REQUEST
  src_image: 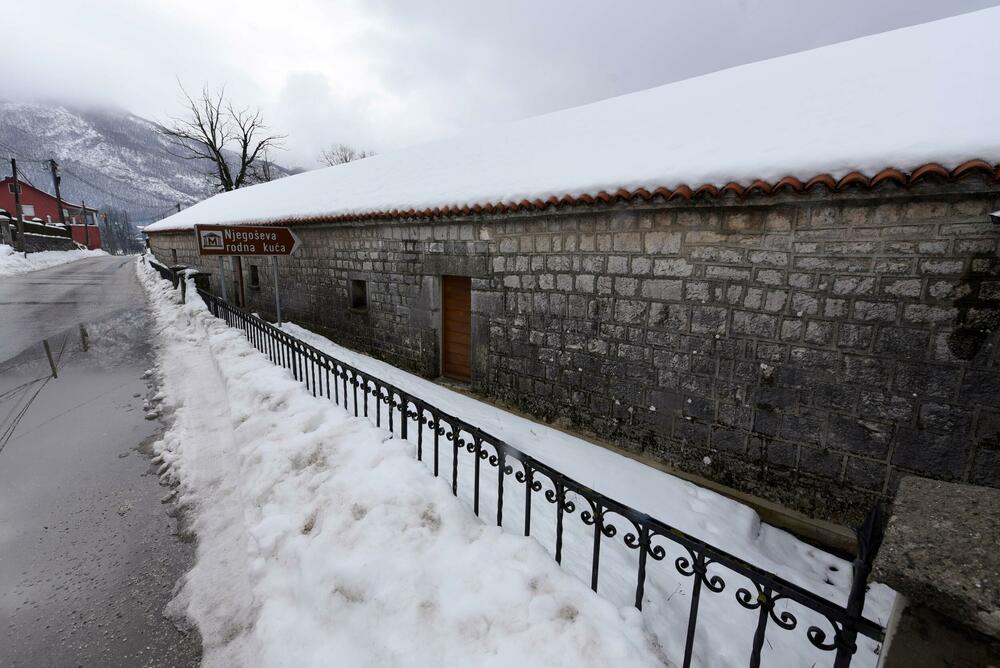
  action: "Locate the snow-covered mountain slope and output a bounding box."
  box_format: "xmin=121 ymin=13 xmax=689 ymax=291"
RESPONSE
xmin=0 ymin=101 xmax=293 ymax=223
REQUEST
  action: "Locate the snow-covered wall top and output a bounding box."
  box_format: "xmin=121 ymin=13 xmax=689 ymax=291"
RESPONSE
xmin=147 ymin=7 xmax=1000 ymax=233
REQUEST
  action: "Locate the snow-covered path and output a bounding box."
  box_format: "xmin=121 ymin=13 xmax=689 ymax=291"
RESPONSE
xmin=140 ymin=260 xmax=665 ymax=667
xmin=152 ymin=303 xmax=258 ymax=664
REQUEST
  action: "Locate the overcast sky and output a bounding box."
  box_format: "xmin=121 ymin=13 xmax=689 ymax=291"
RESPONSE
xmin=5 ymin=0 xmax=996 ymax=168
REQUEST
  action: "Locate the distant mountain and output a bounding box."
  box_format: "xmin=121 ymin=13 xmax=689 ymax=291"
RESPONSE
xmin=0 ymin=101 xmax=296 ymax=224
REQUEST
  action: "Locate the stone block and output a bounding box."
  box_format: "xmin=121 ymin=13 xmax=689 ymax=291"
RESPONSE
xmin=838 ymin=323 xmax=874 ymax=349
xmin=641 ymin=279 xmax=683 ymax=301
xmin=613 ymin=232 xmax=643 ymax=252
xmin=881 ymin=278 xmax=922 ymax=298
xmin=826 ymin=414 xmax=891 ymax=457
xmin=891 ymin=428 xmax=968 ymax=477
xmin=690 ymin=306 xmax=728 ymax=334
xmin=919 ymin=259 xmax=964 ymax=275
xmin=614 ymin=277 xmax=638 ymax=296
xmin=607 ymin=255 xmax=629 ymax=274
xmin=706 ymin=265 xmax=752 ymax=281
xmin=644 ymin=231 xmax=682 ymax=254
xmin=732 ymin=311 xmax=778 ymax=338
xmin=649 ymin=303 xmax=689 ymax=331
xmin=853 ymin=300 xmax=898 ymax=322
xmin=832 ymin=276 xmax=876 ymax=296
xmin=653 ymin=258 xmax=694 ymax=277
xmin=874 ymin=477 xmax=1000 ymax=641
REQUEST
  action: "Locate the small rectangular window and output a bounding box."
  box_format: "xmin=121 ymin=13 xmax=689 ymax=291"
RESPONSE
xmin=22 ymin=204 xmax=35 ymax=217
xmin=350 ymin=279 xmax=368 ymax=310
xmin=249 ymin=264 xmax=260 ymax=289
xmin=171 ymin=249 xmax=178 ymax=263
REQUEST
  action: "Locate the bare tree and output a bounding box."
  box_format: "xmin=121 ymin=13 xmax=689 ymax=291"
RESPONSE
xmin=251 ymin=148 xmax=277 ymax=183
xmin=98 ymin=206 xmax=145 ymax=255
xmin=160 ymin=84 xmax=285 ymax=192
xmin=319 ymin=143 xmax=375 ymax=166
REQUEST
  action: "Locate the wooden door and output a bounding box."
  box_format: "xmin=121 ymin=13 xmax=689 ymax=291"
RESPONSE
xmin=441 ymin=275 xmax=472 ymax=381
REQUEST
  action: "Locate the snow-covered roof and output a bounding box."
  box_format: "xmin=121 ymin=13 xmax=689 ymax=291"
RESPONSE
xmin=147 ymin=8 xmax=1000 ymax=234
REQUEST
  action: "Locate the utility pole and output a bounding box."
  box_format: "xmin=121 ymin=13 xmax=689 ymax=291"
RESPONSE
xmin=81 ymin=199 xmax=90 ymax=249
xmin=11 ymin=158 xmax=25 ymax=253
xmin=49 ymin=159 xmax=66 ymax=226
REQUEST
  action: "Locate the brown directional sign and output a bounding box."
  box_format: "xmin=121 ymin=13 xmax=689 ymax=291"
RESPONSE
xmin=194 ymin=224 xmax=301 ymax=256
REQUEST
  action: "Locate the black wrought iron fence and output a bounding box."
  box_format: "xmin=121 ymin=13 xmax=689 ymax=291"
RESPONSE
xmin=149 ymin=259 xmax=178 ymax=284
xmin=149 ymin=260 xmax=887 ymax=668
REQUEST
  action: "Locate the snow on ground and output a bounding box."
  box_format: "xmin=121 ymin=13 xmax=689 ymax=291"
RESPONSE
xmin=147 ymin=7 xmax=999 ymax=233
xmin=0 ymin=244 xmax=106 ymax=276
xmin=280 ymin=321 xmax=895 ymax=667
xmin=138 ymin=260 xmax=665 ymax=668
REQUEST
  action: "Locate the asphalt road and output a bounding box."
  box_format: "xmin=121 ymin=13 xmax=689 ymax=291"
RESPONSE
xmin=0 ymin=255 xmax=201 ymax=667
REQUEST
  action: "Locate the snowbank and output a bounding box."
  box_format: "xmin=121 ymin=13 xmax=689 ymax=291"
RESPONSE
xmin=147 ymin=7 xmax=999 ymax=233
xmin=0 ymin=243 xmax=106 ymax=276
xmin=138 ymin=255 xmax=893 ymax=665
xmin=281 ymin=322 xmax=895 ymax=666
xmin=138 ymin=260 xmax=664 ymax=667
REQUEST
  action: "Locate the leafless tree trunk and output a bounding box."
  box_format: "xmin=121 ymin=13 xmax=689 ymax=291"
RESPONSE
xmin=251 ymin=148 xmax=276 ymax=183
xmin=160 ymin=84 xmax=285 ymax=192
xmin=319 ymin=144 xmax=375 ymax=166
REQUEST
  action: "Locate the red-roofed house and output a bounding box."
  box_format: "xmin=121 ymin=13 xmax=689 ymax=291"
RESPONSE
xmin=0 ymin=177 xmax=102 ymax=250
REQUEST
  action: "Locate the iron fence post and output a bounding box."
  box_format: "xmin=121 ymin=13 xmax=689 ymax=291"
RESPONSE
xmin=833 ymin=504 xmax=884 ymax=668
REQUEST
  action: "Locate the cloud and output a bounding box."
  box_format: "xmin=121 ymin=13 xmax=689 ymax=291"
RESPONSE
xmin=3 ymin=0 xmax=996 ymax=168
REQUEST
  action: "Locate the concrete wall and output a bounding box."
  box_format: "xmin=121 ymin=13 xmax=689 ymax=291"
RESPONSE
xmin=149 ymin=177 xmax=1000 ymax=524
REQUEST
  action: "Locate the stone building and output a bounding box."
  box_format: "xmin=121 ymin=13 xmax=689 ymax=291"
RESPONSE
xmin=145 ymin=12 xmax=1000 ymax=526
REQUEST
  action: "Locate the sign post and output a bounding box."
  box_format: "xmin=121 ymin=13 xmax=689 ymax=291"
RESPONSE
xmin=194 ymin=224 xmax=301 ymax=327
xmin=218 ymin=256 xmax=228 ymax=302
xmin=271 ymin=256 xmax=282 ymax=326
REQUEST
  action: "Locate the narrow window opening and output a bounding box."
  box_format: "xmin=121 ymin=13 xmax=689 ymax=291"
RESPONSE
xmin=350 ymin=279 xmax=368 ymax=310
xmin=171 ymin=248 xmax=178 ymax=263
xmin=249 ymin=264 xmax=260 ymax=289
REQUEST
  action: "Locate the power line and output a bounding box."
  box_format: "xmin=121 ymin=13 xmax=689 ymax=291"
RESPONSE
xmin=0 ymin=137 xmax=199 ymax=224
xmin=0 ymin=138 xmax=192 ymax=208
xmin=15 ymin=165 xmax=36 ymax=191
xmin=59 ymin=165 xmax=184 ymax=207
xmin=0 ymin=139 xmax=49 ymax=164
xmin=0 ymin=335 xmax=68 ymax=454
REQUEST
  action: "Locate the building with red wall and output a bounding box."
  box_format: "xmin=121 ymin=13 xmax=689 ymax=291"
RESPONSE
xmin=0 ymin=177 xmax=102 ymax=249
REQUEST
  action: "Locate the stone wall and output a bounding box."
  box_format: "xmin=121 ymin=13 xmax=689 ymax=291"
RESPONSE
xmin=153 ymin=227 xmax=487 ymax=378
xmin=24 ymin=232 xmax=79 ymax=253
xmin=149 ymin=177 xmax=1000 ymax=524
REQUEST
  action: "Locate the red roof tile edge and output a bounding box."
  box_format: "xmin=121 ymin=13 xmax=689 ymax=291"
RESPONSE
xmin=152 ymin=159 xmax=1000 ymax=230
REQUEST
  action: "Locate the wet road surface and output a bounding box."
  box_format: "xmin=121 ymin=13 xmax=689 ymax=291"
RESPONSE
xmin=0 ymin=255 xmax=201 ymax=667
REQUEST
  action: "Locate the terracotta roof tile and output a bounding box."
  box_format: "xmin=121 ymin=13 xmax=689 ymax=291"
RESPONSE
xmin=150 ymin=160 xmax=999 ymax=230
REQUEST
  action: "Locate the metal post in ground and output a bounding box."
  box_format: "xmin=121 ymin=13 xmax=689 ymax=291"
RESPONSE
xmin=833 ymin=504 xmax=884 ymax=668
xmin=10 ymin=158 xmax=25 ymax=253
xmin=272 ymin=255 xmax=282 ymax=327
xmin=42 ymin=340 xmax=57 ymax=378
xmin=218 ymin=256 xmax=228 ymax=302
xmin=81 ymin=200 xmax=90 ymax=249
